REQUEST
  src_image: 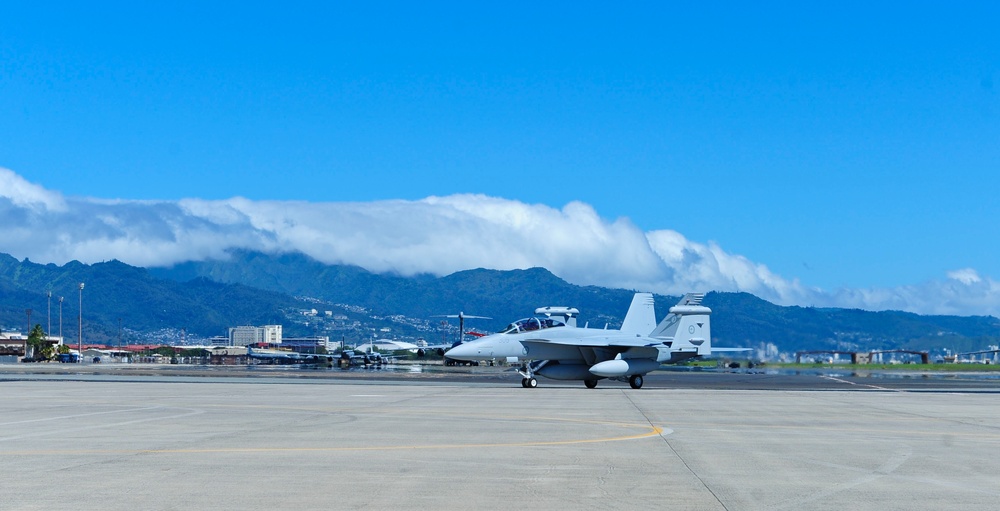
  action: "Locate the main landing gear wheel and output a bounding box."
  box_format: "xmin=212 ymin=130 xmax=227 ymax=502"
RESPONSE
xmin=584 ymin=379 xmax=598 ymax=389
xmin=628 ymin=375 xmax=644 ymax=389
xmin=521 ymin=377 xmax=538 ymax=388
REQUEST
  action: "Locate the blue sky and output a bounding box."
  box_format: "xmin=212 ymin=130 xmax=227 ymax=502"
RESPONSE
xmin=2 ymin=2 xmax=999 ymax=314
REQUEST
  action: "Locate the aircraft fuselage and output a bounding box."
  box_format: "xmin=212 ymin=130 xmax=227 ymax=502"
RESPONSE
xmin=446 ymin=327 xmax=615 ymax=363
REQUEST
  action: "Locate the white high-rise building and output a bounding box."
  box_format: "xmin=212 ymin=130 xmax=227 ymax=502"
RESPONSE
xmin=228 ymin=325 xmax=282 ymax=346
xmin=262 ymin=324 xmax=281 ymax=344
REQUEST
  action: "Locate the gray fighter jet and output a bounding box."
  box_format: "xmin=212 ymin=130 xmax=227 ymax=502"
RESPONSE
xmin=445 ymin=292 xmax=747 ymax=388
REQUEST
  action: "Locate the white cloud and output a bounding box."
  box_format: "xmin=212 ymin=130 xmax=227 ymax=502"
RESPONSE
xmin=821 ymin=271 xmax=1000 ymax=317
xmin=2 ymin=167 xmax=999 ymax=317
xmin=0 ymin=168 xmax=67 ymax=212
xmin=947 ymin=268 xmax=982 ymax=285
xmin=645 ymin=230 xmax=806 ymax=302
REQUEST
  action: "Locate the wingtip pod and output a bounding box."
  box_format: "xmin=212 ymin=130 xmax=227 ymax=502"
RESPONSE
xmin=668 ymin=305 xmax=712 ymax=315
xmin=535 ymin=306 xmax=580 ymax=328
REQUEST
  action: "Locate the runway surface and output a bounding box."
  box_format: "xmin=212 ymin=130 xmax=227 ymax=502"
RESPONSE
xmin=3 ymin=363 xmax=1000 ymax=392
xmin=3 ymin=365 xmax=1000 ymax=510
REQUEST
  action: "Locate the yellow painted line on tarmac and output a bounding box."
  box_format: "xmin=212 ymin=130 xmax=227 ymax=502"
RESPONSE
xmin=1 ymin=401 xmax=671 ymax=456
xmin=1 ymin=424 xmax=665 ymax=456
xmin=192 ymin=402 xmax=666 ymax=434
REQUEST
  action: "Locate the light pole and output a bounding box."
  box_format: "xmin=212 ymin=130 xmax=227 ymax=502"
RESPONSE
xmin=78 ymin=283 xmax=84 ymax=360
xmin=58 ymin=296 xmax=63 ymax=340
xmin=47 ymin=291 xmax=52 ymax=339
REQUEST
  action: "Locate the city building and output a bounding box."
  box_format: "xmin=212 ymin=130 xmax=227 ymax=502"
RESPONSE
xmin=207 ymin=336 xmax=230 ymax=347
xmin=227 ymin=325 xmax=282 ymax=346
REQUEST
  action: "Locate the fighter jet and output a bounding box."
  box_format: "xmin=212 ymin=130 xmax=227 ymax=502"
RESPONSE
xmin=444 ymin=292 xmax=747 ymax=389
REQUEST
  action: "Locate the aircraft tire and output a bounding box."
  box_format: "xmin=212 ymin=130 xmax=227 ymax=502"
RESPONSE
xmin=521 ymin=378 xmax=528 ymax=388
xmin=628 ymin=375 xmax=644 ymax=389
xmin=525 ymin=377 xmax=537 ymax=388
xmin=584 ymin=379 xmax=598 ymax=389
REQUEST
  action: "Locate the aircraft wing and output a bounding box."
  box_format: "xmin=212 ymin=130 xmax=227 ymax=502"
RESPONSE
xmin=522 ymin=336 xmax=662 ymax=348
xmin=416 ymin=343 xmax=454 ymax=350
xmin=521 ymin=337 xmax=661 ymax=359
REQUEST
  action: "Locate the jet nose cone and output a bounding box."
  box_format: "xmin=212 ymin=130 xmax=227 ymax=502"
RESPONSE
xmin=445 ymin=342 xmax=474 ymax=360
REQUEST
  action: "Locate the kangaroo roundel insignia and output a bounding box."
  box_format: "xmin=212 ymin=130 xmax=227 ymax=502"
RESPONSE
xmin=688 ymin=325 xmax=696 ymax=334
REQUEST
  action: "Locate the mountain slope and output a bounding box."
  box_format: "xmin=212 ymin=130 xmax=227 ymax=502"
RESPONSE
xmin=150 ymin=250 xmax=1000 ymax=352
xmin=2 ymin=251 xmax=998 ymax=353
xmin=0 ymin=254 xmax=300 ymax=341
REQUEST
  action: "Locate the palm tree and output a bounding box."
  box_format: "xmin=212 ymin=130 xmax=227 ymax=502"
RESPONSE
xmin=26 ymin=324 xmax=54 ymax=360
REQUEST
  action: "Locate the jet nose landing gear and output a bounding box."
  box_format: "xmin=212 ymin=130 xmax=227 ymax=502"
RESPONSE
xmin=517 ymin=361 xmax=546 ymax=388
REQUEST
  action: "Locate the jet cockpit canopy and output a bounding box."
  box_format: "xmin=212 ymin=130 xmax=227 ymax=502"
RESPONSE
xmin=500 ymin=317 xmax=566 ymax=334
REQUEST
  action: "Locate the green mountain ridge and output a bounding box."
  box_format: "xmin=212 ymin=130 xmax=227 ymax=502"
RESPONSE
xmin=2 ymin=251 xmax=999 ymax=354
xmin=0 ymin=253 xmax=297 ymax=342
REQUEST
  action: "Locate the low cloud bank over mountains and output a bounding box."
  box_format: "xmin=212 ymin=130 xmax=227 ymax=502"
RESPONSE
xmin=2 ymin=168 xmax=997 ymax=316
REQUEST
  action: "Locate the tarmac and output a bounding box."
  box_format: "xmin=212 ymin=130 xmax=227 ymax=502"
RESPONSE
xmin=3 ymin=365 xmax=1000 ymax=510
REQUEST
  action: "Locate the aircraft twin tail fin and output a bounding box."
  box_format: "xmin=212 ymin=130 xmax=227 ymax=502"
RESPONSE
xmin=620 ymin=293 xmax=657 ymax=335
xmin=650 ymin=293 xmax=712 ymax=355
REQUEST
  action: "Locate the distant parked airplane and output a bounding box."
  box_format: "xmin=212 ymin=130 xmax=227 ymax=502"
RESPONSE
xmin=422 ymin=311 xmax=492 ymax=356
xmin=247 ymin=346 xmax=336 ymax=365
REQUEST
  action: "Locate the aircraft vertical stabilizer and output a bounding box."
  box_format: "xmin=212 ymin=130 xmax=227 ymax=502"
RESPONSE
xmin=650 ymin=293 xmax=711 ymax=355
xmin=620 ymin=292 xmax=656 ymax=335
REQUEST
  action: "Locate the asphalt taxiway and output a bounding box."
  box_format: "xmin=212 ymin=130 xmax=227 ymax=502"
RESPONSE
xmin=3 ymin=362 xmax=1000 ymax=393
xmin=2 ymin=366 xmax=999 ymax=510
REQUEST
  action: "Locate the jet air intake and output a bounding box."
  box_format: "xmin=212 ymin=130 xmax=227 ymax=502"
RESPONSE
xmin=589 ymin=359 xmax=661 ymax=377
